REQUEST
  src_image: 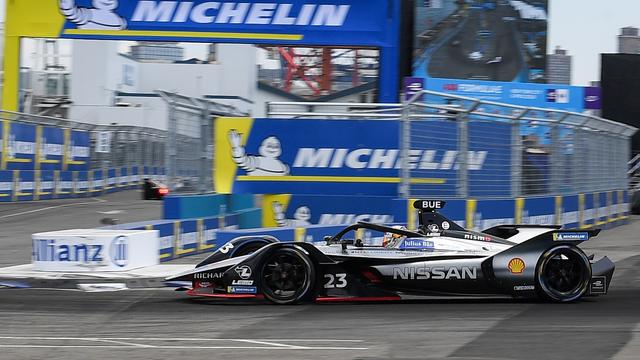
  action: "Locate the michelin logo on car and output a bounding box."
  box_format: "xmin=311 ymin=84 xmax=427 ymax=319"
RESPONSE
xmin=552 ymin=232 xmax=589 ymax=241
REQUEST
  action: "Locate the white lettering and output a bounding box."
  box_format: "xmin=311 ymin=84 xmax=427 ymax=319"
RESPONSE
xmin=272 ymin=3 xmax=296 ymax=25
xmin=216 ymin=2 xmax=249 ymax=24
xmin=345 ymin=149 xmax=371 ymax=169
xmin=295 ymin=4 xmax=316 ymax=25
xmin=173 ymin=1 xmax=194 ymax=22
xmin=311 ymin=5 xmax=350 ymax=26
xmin=293 ymin=148 xmax=333 ymax=168
xmin=245 ymin=3 xmax=276 ymax=25
xmin=368 ymin=149 xmax=398 ymax=169
xmin=191 ymin=2 xmax=220 ymax=23
xmin=131 ymin=0 xmax=178 ymax=22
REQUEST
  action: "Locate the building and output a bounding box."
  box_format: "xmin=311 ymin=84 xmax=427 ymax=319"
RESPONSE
xmin=546 ymin=46 xmax=571 ymax=85
xmin=618 ymin=26 xmax=640 ymax=54
xmin=129 ymin=42 xmax=185 ymax=62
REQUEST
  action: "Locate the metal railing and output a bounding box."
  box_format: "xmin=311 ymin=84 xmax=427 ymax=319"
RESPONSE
xmin=268 ymin=90 xmax=637 ymax=199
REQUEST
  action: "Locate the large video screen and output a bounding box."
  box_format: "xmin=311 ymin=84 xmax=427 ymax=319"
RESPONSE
xmin=413 ymin=0 xmax=548 ymax=83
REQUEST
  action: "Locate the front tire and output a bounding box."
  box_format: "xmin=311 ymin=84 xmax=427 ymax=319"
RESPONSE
xmin=536 ymin=245 xmax=591 ymax=302
xmin=260 ymin=247 xmax=315 ymax=305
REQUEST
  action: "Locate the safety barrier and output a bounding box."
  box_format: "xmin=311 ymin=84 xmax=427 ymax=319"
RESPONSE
xmin=108 ymin=190 xmax=630 ymax=263
xmin=0 ymin=165 xmax=165 ymax=201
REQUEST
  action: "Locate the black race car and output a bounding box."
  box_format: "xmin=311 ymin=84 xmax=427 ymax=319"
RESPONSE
xmin=142 ymin=178 xmax=169 ymax=200
xmin=166 ymin=200 xmax=614 ymax=304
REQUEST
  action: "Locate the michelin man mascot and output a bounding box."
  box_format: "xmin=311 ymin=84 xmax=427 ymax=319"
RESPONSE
xmin=272 ymin=202 xmax=311 ymax=227
xmin=59 ymin=0 xmax=127 ymax=30
xmin=228 ymin=130 xmax=289 ymax=176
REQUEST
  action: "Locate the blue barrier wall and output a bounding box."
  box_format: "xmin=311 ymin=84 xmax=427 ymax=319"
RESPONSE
xmin=109 ymin=190 xmax=631 ymax=263
xmin=0 ymin=166 xmax=165 ymax=202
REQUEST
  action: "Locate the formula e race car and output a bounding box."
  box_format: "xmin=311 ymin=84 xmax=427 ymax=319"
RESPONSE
xmin=166 ymin=200 xmax=614 ymax=304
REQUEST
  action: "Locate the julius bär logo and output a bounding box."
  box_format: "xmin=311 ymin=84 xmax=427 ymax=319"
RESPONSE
xmin=508 ymin=258 xmax=525 ymax=274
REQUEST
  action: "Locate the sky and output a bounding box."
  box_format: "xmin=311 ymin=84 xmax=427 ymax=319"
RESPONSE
xmin=1 ymin=0 xmax=640 ymax=86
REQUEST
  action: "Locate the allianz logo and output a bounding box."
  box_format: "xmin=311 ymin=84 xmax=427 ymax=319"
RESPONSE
xmin=132 ymin=1 xmax=350 ymax=26
xmin=293 ymin=148 xmax=488 ymax=170
xmin=33 ymin=239 xmax=104 ymax=263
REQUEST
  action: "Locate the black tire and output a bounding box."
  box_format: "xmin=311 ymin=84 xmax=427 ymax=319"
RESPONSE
xmin=260 ymin=247 xmax=315 ymax=305
xmin=536 ymin=245 xmax=591 ymax=302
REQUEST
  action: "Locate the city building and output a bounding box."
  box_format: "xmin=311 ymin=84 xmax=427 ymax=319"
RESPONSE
xmin=618 ymin=26 xmax=640 ymax=54
xmin=546 ymin=46 xmax=571 ymax=85
xmin=129 ymin=42 xmax=185 ymax=62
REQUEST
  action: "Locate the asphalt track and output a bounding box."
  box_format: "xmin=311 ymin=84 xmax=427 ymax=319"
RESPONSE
xmin=0 ymin=194 xmax=639 ymax=359
xmin=427 ymin=2 xmax=522 ymax=81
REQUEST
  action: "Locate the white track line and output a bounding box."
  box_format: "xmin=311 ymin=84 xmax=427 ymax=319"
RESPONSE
xmin=0 ymin=336 xmax=362 ymax=342
xmin=235 ymin=339 xmax=308 ymax=349
xmin=0 ymin=345 xmax=369 ymax=350
xmin=0 ymin=198 xmax=106 ymax=220
xmin=0 ymin=336 xmax=368 ymax=351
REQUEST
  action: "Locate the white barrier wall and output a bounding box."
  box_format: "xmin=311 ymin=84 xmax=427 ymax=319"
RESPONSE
xmin=32 ymin=229 xmax=159 ymax=272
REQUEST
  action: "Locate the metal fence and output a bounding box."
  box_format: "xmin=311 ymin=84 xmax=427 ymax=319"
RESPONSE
xmin=267 ymin=90 xmax=637 ymax=199
xmin=0 ymin=110 xmax=167 ymax=172
xmin=158 ymin=91 xmax=249 ymax=193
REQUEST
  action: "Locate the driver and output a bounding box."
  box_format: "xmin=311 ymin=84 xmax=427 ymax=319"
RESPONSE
xmin=382 ymin=225 xmax=408 ymax=248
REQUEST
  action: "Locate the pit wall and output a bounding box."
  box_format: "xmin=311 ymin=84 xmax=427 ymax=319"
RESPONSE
xmin=0 ymin=166 xmax=165 ymax=201
xmin=112 ymin=190 xmax=630 ymax=263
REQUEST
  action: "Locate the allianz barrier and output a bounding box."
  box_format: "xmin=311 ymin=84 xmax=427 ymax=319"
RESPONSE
xmin=0 ymin=166 xmax=165 ymax=201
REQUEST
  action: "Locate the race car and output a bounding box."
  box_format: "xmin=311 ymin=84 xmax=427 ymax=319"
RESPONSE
xmin=166 ymin=200 xmax=614 ymax=304
xmin=142 ymin=178 xmax=169 ymax=200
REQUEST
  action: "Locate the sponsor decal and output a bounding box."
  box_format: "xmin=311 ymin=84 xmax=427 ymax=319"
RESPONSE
xmin=427 ymin=224 xmax=439 ymax=233
xmin=110 ymin=236 xmax=128 ymax=268
xmin=590 ymin=276 xmax=606 ymax=294
xmin=546 ymin=89 xmax=570 ymax=104
xmin=399 ymin=239 xmax=435 ymax=250
xmin=235 ymin=265 xmax=252 ymax=279
xmin=194 ymin=272 xmax=224 ymax=279
xmin=508 ymin=258 xmax=526 ymax=274
xmin=33 ymin=239 xmax=103 ymax=264
xmin=231 ymin=279 xmax=254 ymax=286
xmin=197 ymin=282 xmax=213 ymax=288
xmin=441 ymin=221 xmax=450 ymax=230
xmin=463 ymin=234 xmax=491 ymax=242
xmin=513 ymin=285 xmax=535 ymax=291
xmin=227 ymin=286 xmax=258 ymax=294
xmin=552 ymin=232 xmax=589 ymax=241
xmin=393 ymin=266 xmax=477 ymax=280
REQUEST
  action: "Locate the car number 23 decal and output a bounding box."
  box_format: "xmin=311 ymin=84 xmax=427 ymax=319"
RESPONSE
xmin=324 ymin=273 xmax=348 ymax=288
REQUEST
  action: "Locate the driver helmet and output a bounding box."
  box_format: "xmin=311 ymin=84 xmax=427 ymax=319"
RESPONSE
xmin=382 ymin=225 xmax=407 ymax=248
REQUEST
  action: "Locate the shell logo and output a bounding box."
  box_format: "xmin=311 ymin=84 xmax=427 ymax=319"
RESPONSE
xmin=508 ymin=258 xmax=526 ymax=274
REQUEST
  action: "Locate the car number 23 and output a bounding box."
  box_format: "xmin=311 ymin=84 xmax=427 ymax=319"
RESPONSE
xmin=324 ymin=273 xmax=348 ymax=288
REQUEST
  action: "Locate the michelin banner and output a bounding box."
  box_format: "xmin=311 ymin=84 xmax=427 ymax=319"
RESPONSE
xmin=262 ymin=194 xmax=405 ymax=227
xmin=6 ymin=122 xmax=36 ymax=170
xmin=37 ymin=126 xmax=64 ymax=171
xmin=54 ymin=0 xmax=392 ymax=47
xmin=214 ymin=117 xmax=511 ymax=196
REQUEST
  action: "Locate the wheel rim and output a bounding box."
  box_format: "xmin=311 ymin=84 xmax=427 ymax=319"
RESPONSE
xmin=261 ymin=250 xmax=310 ymax=302
xmin=537 ymin=246 xmax=591 ymax=302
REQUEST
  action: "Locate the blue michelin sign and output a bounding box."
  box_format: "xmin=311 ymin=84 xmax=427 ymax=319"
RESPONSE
xmin=215 ymin=117 xmax=512 ymax=196
xmin=59 ymin=0 xmax=392 ymax=46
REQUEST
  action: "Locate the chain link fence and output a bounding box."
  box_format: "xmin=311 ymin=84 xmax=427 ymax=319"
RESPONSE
xmin=402 ymin=91 xmax=636 ymax=198
xmin=0 ymin=110 xmax=166 ymax=173
xmin=158 ymin=91 xmax=249 ymax=193
xmin=267 ymin=91 xmax=637 ymax=199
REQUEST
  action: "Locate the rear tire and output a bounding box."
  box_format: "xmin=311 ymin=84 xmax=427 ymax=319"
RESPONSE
xmin=536 ymin=245 xmax=591 ymax=302
xmin=260 ymin=247 xmax=315 ymax=305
